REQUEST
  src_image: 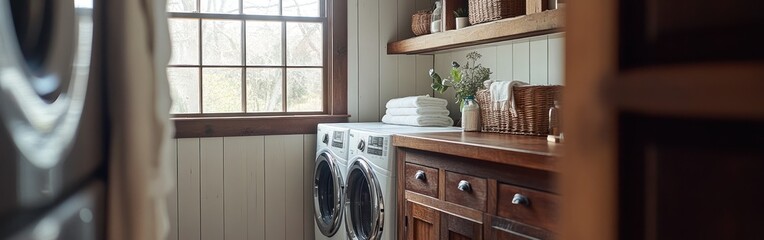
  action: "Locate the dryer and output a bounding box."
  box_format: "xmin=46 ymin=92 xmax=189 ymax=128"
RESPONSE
xmin=0 ymin=0 xmax=105 ymax=238
xmin=344 ymin=125 xmax=460 ymax=240
xmin=314 ymin=123 xmax=384 ymax=240
xmin=314 ymin=123 xmax=351 ymax=240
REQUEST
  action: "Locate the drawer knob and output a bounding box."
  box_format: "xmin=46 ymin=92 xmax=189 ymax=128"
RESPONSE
xmin=414 ymin=170 xmax=427 ymax=181
xmin=457 ymin=180 xmax=471 ymax=192
xmin=512 ymin=193 xmax=530 ymax=206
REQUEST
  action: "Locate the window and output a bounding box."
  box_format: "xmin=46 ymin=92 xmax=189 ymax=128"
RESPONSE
xmin=166 ymin=0 xmax=347 ymax=137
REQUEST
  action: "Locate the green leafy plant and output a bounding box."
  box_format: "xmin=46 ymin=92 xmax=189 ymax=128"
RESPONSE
xmin=454 ymin=7 xmax=468 ymax=17
xmin=430 ymin=51 xmax=492 ymax=104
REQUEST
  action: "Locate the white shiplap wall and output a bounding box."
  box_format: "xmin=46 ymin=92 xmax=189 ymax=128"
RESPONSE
xmin=349 ymin=0 xmax=437 ymax=122
xmin=167 ymin=1 xmax=565 ymax=239
xmin=167 ymin=135 xmax=316 ymax=240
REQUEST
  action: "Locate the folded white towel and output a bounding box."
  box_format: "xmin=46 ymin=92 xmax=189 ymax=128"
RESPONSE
xmin=489 ymin=80 xmax=528 ymax=117
xmin=386 ymin=95 xmax=448 ymax=109
xmin=381 ymin=115 xmax=454 ymax=127
xmin=386 ymin=107 xmax=450 ymax=116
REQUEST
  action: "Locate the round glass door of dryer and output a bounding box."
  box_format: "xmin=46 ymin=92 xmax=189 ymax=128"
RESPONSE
xmin=313 ymin=151 xmax=345 ymax=237
xmin=0 ymin=0 xmax=94 ymax=168
xmin=344 ymin=157 xmax=384 ymax=240
xmin=0 ymin=0 xmax=101 ymax=223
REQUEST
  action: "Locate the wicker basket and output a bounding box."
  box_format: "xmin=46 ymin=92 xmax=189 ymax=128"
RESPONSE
xmin=412 ymin=10 xmax=432 ymax=36
xmin=468 ymin=0 xmax=526 ymax=25
xmin=476 ymin=85 xmax=562 ymax=136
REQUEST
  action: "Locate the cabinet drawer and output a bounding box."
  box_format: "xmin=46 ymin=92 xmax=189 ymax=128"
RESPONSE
xmin=445 ymin=171 xmax=487 ymax=211
xmin=497 ymin=183 xmax=558 ymax=232
xmin=405 ymin=163 xmax=438 ymax=198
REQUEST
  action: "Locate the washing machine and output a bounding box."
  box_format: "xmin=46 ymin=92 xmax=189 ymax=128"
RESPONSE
xmin=344 ymin=124 xmax=460 ymax=240
xmin=315 ymin=123 xmax=387 ymax=240
xmin=0 ymin=0 xmax=106 ymax=238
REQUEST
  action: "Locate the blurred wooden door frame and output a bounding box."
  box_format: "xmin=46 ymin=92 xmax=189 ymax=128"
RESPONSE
xmin=562 ymin=1 xmax=764 ymax=239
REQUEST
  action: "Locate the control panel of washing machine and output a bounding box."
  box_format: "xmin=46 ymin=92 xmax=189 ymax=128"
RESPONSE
xmin=367 ymin=136 xmax=385 ymax=156
xmin=331 ymin=131 xmax=344 ymax=148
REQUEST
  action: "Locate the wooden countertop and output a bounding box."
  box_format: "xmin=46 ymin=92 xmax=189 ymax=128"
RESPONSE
xmin=392 ymin=132 xmax=561 ymax=172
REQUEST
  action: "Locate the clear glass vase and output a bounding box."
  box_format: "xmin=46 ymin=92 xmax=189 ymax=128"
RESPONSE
xmin=430 ymin=1 xmax=442 ymax=33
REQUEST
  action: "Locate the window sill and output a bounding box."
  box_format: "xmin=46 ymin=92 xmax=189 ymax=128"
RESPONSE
xmin=173 ymin=114 xmax=350 ymax=138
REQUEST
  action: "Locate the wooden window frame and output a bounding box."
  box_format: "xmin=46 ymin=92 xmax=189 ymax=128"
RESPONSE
xmin=169 ymin=0 xmax=348 ymax=138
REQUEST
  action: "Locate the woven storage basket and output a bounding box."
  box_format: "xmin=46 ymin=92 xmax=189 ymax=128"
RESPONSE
xmin=411 ymin=10 xmax=432 ymax=36
xmin=476 ymin=85 xmax=562 ymax=136
xmin=468 ymin=0 xmax=526 ymax=25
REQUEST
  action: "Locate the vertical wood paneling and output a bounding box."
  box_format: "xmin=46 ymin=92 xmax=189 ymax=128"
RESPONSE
xmin=530 ymin=36 xmax=549 ymax=84
xmin=512 ymin=39 xmax=531 ymax=82
xmin=178 ymin=138 xmax=201 ymax=240
xmin=263 ymin=135 xmax=309 ymax=239
xmin=223 ymin=137 xmax=248 ymax=240
xmin=398 ymin=56 xmax=417 ymax=99
xmin=476 ymin=47 xmax=498 ymax=76
xmin=200 ymin=138 xmax=224 ymax=240
xmin=496 ymin=44 xmax=513 ymax=80
xmin=167 ymin=139 xmax=178 ymax=240
xmin=548 ymin=33 xmax=565 ymax=85
xmin=379 ymin=0 xmax=399 ymax=118
xmin=357 ymin=0 xmax=380 ymax=121
xmin=246 ymin=136 xmax=266 ymax=240
xmin=303 ymin=135 xmax=317 ymax=240
xmin=415 ymin=55 xmax=434 ymax=96
xmin=397 ymin=0 xmax=416 ymax=40
xmin=433 ymin=52 xmax=460 ymax=121
xmin=264 ymin=136 xmax=287 ymax=240
xmin=347 ymin=0 xmax=359 ymax=122
xmin=284 ymin=135 xmax=305 ymax=240
xmin=414 ymin=0 xmax=434 ymax=97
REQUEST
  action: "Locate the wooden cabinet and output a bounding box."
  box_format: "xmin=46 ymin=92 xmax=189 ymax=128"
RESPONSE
xmin=394 ymin=132 xmax=560 ymax=240
xmin=442 ymin=213 xmax=483 ymax=240
xmin=406 ymin=201 xmax=440 ymax=240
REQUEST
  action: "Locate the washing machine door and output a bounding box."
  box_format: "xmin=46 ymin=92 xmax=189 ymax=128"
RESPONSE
xmin=314 ymin=151 xmax=345 ymax=237
xmin=0 ymin=0 xmax=97 ymax=223
xmin=344 ymin=157 xmax=384 ymax=240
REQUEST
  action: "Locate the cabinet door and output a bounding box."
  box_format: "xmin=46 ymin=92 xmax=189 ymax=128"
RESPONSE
xmin=484 ymin=215 xmax=555 ymax=240
xmin=440 ymin=213 xmax=482 ymax=240
xmin=406 ymin=201 xmax=440 ymax=240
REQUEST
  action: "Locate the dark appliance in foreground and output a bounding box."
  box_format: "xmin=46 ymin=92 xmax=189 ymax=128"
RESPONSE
xmin=0 ymin=0 xmax=107 ymax=238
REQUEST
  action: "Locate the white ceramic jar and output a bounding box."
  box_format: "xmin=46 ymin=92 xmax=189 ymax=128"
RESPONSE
xmin=461 ymin=96 xmax=480 ymax=131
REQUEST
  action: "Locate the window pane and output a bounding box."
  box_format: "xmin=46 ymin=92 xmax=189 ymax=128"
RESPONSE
xmin=168 ymin=68 xmax=200 ymax=114
xmin=202 ymin=20 xmax=242 ymax=65
xmin=243 ymin=0 xmax=279 ymax=15
xmin=246 ymin=68 xmax=283 ymax=112
xmin=246 ymin=21 xmax=282 ymax=66
xmin=169 ymin=19 xmax=199 ymax=65
xmin=202 ymin=68 xmax=242 ymax=113
xmin=286 ymin=22 xmax=322 ymax=66
xmin=201 ymin=0 xmax=239 ymax=14
xmin=167 ymin=0 xmax=197 ymax=12
xmin=282 ymin=0 xmax=319 ymax=17
xmin=287 ymin=68 xmax=322 ymax=112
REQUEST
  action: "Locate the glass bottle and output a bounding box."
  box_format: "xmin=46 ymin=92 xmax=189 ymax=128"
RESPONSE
xmin=431 ymin=1 xmax=442 ymax=33
xmin=548 ymin=100 xmax=561 ymax=136
xmin=461 ymin=96 xmax=480 ymax=132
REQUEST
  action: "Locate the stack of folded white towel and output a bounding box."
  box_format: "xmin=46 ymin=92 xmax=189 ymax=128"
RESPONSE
xmin=382 ymin=96 xmax=454 ymax=127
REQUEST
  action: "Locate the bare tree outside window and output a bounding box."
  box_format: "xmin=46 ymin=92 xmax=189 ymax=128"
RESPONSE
xmin=166 ymin=0 xmax=326 ymax=115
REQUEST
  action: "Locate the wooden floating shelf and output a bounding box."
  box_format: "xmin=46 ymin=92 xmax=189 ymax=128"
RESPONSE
xmin=387 ymin=9 xmax=564 ymax=55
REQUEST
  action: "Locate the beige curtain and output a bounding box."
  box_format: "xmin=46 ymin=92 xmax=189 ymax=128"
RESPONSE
xmin=105 ymin=0 xmax=174 ymax=239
